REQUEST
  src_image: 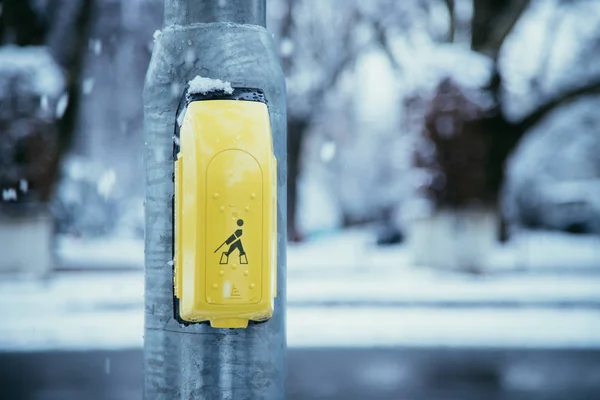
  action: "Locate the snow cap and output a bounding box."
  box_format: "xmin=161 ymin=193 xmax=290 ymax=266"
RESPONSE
xmin=187 ymin=76 xmax=233 ymax=97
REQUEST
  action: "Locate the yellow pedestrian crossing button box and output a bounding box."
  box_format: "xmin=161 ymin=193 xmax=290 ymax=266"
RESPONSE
xmin=173 ymin=88 xmax=277 ymax=329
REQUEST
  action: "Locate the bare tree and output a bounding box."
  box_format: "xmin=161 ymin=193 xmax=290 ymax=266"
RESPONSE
xmin=270 ymin=0 xmax=432 ymax=240
xmin=350 ymin=0 xmax=600 ymax=270
xmin=376 ymin=0 xmax=600 ymax=235
xmin=270 ymin=0 xmax=363 ymax=240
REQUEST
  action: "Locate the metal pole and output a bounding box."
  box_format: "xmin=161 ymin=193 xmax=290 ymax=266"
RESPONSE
xmin=143 ymin=0 xmax=287 ymax=398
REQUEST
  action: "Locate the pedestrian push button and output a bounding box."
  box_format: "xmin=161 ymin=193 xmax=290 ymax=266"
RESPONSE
xmin=173 ymin=87 xmax=277 ymax=329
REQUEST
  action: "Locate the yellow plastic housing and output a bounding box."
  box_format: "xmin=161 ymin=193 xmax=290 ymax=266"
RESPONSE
xmin=174 ymin=99 xmax=277 ymax=329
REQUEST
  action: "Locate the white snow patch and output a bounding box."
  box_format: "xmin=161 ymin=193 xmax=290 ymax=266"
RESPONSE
xmin=1 ymin=230 xmax=600 ymax=351
xmin=82 ymin=77 xmax=95 ymax=94
xmin=97 ymin=169 xmax=116 ymax=198
xmin=56 ymin=236 xmax=144 ymax=270
xmin=401 ymin=44 xmax=493 ymax=102
xmin=92 ymin=39 xmax=102 ymax=55
xmin=184 ymin=48 xmax=196 ymax=66
xmin=55 ymin=93 xmax=69 ymax=118
xmin=2 ymin=188 xmax=17 ymax=201
xmin=187 ymin=76 xmax=233 ymax=97
xmin=354 ymin=50 xmax=401 ymax=127
xmin=288 ymin=307 xmax=600 ymax=348
xmin=0 ymin=46 xmax=65 ymax=99
xmin=153 ymin=29 xmax=162 ymax=41
xmin=296 ymin=175 xmax=343 ymax=234
xmin=280 ymin=38 xmax=294 ymax=57
xmin=19 ymin=179 xmax=28 ymax=193
xmin=177 ymin=105 xmax=187 ymax=127
xmin=2 ymin=266 xmax=599 ymax=351
xmin=40 ymin=95 xmax=48 ymax=112
xmin=320 ymin=141 xmax=336 ymax=163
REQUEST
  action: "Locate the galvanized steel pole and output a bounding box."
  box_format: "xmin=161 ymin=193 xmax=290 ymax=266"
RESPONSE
xmin=143 ymin=0 xmax=287 ymax=398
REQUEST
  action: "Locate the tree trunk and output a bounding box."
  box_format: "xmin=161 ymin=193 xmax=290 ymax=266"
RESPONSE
xmin=287 ymin=116 xmax=308 ymax=242
xmin=444 ymin=0 xmax=455 ymax=43
xmin=46 ymin=0 xmax=96 ymax=157
xmin=471 ymin=0 xmax=530 ymax=59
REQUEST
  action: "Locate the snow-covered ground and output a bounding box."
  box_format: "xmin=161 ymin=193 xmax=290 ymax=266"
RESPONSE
xmin=288 ymin=228 xmax=600 ymax=272
xmin=55 ymin=229 xmax=600 ymax=272
xmin=56 ymin=236 xmax=144 ymax=270
xmin=1 ymin=285 xmax=599 ymax=351
xmin=2 ymin=229 xmax=599 ymax=352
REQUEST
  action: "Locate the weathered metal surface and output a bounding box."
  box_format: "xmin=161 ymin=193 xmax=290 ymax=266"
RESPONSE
xmin=143 ymin=1 xmax=286 ymax=398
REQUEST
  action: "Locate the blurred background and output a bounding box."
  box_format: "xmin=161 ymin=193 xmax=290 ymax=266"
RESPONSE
xmin=1 ymin=0 xmax=600 ymax=399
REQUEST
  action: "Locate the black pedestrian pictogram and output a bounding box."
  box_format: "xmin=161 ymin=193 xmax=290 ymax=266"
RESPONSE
xmin=214 ymin=219 xmax=248 ymax=265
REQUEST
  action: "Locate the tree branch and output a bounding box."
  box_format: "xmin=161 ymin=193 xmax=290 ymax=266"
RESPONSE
xmin=514 ymin=77 xmax=600 ymax=134
xmin=472 ymin=0 xmax=530 ymax=61
xmin=370 ymin=17 xmax=402 ymax=72
xmin=444 ymin=0 xmax=455 ymax=43
xmin=310 ymin=9 xmax=361 ymax=107
xmin=46 ymin=0 xmax=96 ymax=155
xmin=531 ymin=5 xmax=563 ymax=97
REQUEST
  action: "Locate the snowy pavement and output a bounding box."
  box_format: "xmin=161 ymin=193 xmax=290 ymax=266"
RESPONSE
xmin=56 ymin=236 xmax=144 ymax=270
xmin=2 ymin=270 xmax=600 ymax=351
xmin=1 ymin=230 xmax=600 ymax=352
xmin=55 ymin=229 xmax=600 ymax=272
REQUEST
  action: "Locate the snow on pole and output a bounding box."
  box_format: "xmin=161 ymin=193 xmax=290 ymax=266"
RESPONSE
xmin=187 ymin=76 xmax=234 ymax=96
